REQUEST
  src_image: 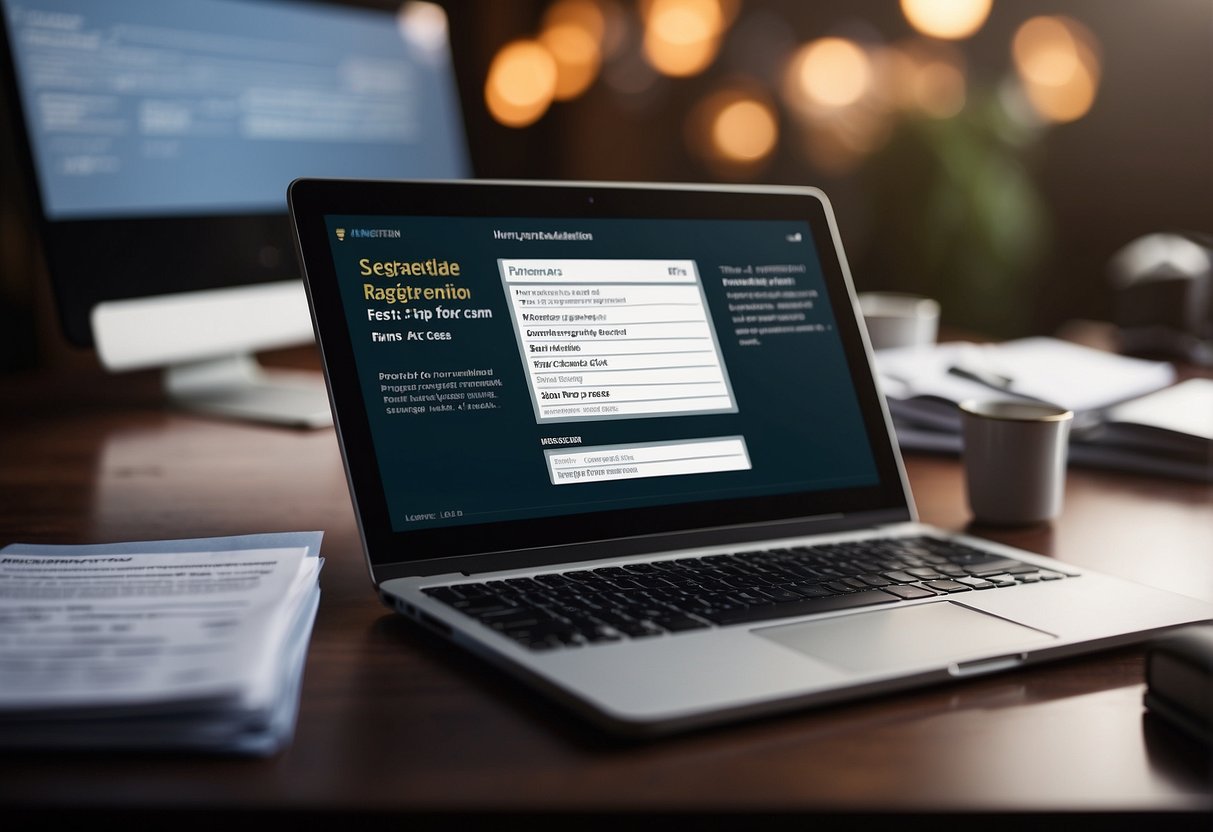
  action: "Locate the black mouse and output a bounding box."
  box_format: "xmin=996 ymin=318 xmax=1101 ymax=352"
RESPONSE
xmin=1145 ymin=623 xmax=1213 ymax=745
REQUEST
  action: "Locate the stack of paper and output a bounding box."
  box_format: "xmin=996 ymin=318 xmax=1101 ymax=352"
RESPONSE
xmin=0 ymin=531 xmax=323 ymax=756
xmin=873 ymin=337 xmax=1212 ymax=482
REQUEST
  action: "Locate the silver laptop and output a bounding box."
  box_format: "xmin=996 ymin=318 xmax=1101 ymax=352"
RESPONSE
xmin=288 ymin=178 xmax=1213 ymax=737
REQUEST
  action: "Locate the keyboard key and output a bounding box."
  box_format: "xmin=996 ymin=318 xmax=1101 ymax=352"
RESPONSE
xmin=965 ymin=558 xmax=1034 ymax=577
xmin=729 ymin=589 xmax=774 ymax=606
xmin=621 ymin=563 xmax=657 ymax=574
xmin=504 ymin=577 xmax=542 ymax=591
xmin=924 ymin=579 xmax=972 ymax=593
xmin=788 ymin=583 xmax=837 ymax=599
xmin=1006 ymin=565 xmax=1041 ymax=575
xmin=422 ymin=586 xmax=464 ymax=604
xmin=655 ymin=615 xmax=710 ymax=632
xmin=758 ymin=587 xmax=804 ymax=603
xmin=480 ymin=609 xmax=543 ymax=629
xmin=459 ymin=602 xmax=516 ymax=617
xmin=601 ymin=616 xmax=662 ymax=638
xmin=883 ymin=584 xmax=938 ymax=599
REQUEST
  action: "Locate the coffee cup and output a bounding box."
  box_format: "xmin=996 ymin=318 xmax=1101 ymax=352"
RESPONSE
xmin=959 ymin=399 xmax=1073 ymax=526
xmin=856 ymin=292 xmax=940 ymax=351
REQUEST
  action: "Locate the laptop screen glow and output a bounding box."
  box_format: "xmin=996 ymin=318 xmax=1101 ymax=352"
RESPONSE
xmin=324 ymin=214 xmax=880 ymax=534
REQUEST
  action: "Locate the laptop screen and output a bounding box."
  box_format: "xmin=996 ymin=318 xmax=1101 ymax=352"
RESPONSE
xmin=291 ymin=182 xmax=911 ymax=575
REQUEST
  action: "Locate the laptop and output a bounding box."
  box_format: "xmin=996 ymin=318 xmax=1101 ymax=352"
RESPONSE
xmin=287 ymin=178 xmax=1213 ymax=737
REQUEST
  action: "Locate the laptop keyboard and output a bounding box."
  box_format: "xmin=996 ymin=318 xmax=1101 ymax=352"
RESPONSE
xmin=421 ymin=536 xmax=1074 ymax=651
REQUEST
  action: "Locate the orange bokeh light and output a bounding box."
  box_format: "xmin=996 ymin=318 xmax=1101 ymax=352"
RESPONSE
xmin=900 ymin=0 xmax=993 ymax=40
xmin=484 ymin=40 xmax=559 ymax=127
xmin=787 ymin=37 xmax=873 ymax=110
xmin=642 ymin=0 xmax=724 ymax=77
xmin=1012 ymin=16 xmax=1101 ymax=123
xmin=687 ymin=85 xmax=779 ymax=178
xmin=540 ymin=22 xmax=602 ymax=100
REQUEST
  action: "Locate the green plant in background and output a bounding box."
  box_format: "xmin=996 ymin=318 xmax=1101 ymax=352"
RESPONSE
xmin=858 ymin=90 xmax=1051 ymax=339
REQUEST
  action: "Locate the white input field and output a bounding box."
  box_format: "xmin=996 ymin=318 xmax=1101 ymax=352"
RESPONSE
xmin=530 ymin=350 xmax=717 ymax=372
xmin=509 ymin=284 xmax=701 ymax=307
xmin=533 ymin=366 xmax=725 ymax=387
xmin=545 ymin=437 xmax=751 ymax=485
xmin=500 ymin=259 xmax=698 ymax=284
xmin=537 ymin=396 xmax=735 ymax=420
xmin=522 ymin=321 xmax=712 ymax=341
xmin=516 ymin=303 xmax=707 ymax=326
xmin=529 ymin=339 xmax=719 ymax=358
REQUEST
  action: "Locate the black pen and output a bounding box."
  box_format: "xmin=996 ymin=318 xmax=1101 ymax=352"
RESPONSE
xmin=946 ymin=363 xmax=1015 ymax=390
xmin=946 ymin=363 xmax=1076 ymax=413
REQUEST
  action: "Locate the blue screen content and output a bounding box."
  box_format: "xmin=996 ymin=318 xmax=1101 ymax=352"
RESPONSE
xmin=3 ymin=0 xmax=469 ymax=219
xmin=325 ymin=215 xmax=881 ymax=533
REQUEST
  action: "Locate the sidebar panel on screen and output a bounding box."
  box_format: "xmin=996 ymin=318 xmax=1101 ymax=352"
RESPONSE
xmin=324 ymin=216 xmax=879 ymax=533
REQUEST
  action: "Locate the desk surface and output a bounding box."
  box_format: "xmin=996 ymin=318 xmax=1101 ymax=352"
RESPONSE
xmin=1 ymin=347 xmax=1210 ymax=823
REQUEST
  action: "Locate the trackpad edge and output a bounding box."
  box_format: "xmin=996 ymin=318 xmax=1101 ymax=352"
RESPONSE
xmin=755 ymin=601 xmax=1057 ymax=674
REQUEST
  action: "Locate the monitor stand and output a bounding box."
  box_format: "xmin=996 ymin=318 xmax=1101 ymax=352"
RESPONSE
xmin=91 ymin=280 xmax=332 ymax=429
xmin=164 ymin=353 xmax=332 ymax=429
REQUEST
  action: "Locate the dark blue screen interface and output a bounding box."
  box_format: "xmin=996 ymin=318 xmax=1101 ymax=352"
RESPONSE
xmin=324 ymin=214 xmax=880 ymax=533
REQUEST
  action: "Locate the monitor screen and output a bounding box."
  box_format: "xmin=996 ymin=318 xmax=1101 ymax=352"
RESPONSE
xmin=1 ymin=0 xmax=470 ymax=347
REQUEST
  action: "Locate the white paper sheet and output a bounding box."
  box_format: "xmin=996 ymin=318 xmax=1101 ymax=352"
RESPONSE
xmin=0 ymin=546 xmax=314 ymax=711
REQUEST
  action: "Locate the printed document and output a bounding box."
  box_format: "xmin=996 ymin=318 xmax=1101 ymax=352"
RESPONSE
xmin=0 ymin=546 xmax=317 ymax=712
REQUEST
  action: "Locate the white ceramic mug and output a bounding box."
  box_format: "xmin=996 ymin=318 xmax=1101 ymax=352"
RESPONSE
xmin=959 ymin=399 xmax=1073 ymax=526
xmin=856 ymin=292 xmax=940 ymax=351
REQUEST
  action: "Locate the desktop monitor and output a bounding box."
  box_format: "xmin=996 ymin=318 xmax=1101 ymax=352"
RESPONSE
xmin=0 ymin=0 xmax=470 ymax=426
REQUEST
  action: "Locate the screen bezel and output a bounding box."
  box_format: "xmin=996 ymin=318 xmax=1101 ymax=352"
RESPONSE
xmin=289 ymin=178 xmax=915 ymax=581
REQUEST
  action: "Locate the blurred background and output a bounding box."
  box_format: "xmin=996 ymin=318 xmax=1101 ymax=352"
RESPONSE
xmin=2 ymin=0 xmax=1210 ymax=371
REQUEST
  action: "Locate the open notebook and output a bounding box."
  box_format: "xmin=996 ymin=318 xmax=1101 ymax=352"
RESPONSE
xmin=874 ymin=339 xmax=1211 ymax=482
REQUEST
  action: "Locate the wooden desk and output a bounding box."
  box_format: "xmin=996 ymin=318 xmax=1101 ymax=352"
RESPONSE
xmin=1 ymin=347 xmax=1210 ymax=827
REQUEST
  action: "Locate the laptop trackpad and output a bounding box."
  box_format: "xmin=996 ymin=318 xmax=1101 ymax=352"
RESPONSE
xmin=755 ymin=601 xmax=1056 ymax=674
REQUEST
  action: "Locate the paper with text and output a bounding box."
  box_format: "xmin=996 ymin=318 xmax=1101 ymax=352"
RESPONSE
xmin=0 ymin=546 xmax=316 ymax=712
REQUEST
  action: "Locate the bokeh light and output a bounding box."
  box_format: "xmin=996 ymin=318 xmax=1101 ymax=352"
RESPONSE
xmin=396 ymin=2 xmax=449 ymax=57
xmin=712 ymin=97 xmax=778 ymax=162
xmin=780 ymin=35 xmax=890 ymax=175
xmin=642 ymin=0 xmax=725 ymax=77
xmin=540 ymin=22 xmax=602 ymax=100
xmin=1012 ymin=16 xmax=1101 ymax=123
xmin=900 ymin=0 xmax=993 ymax=40
xmin=485 ymin=40 xmax=558 ymax=127
xmin=542 ymin=0 xmax=606 ymax=43
xmin=785 ymin=37 xmax=873 ymax=111
xmin=688 ymin=85 xmax=779 ymax=177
